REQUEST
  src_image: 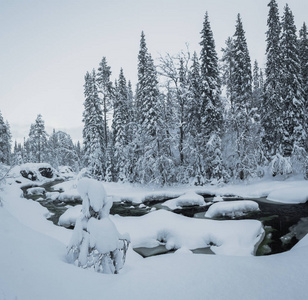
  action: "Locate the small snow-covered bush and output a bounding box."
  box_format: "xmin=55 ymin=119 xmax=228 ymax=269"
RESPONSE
xmin=67 ymin=178 xmax=130 ymax=274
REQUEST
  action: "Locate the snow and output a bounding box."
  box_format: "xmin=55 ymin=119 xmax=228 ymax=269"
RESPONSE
xmin=77 ymin=178 xmax=112 ymax=218
xmin=267 ymin=186 xmax=308 ymax=204
xmin=9 ymin=163 xmax=59 ymax=183
xmin=26 ymin=186 xmax=46 ymax=195
xmin=205 ymin=200 xmax=259 ymax=218
xmin=87 ymin=217 xmax=121 ymax=253
xmin=112 ymin=210 xmax=263 ymax=255
xmin=45 ymin=191 xmax=60 ymax=200
xmin=163 ymin=191 xmax=205 ymax=209
xmin=1 ymin=204 xmax=308 ymax=300
xmin=58 ymin=205 xmax=82 ymax=227
xmin=57 ymin=165 xmax=76 ymax=179
xmin=1 ymin=175 xmax=308 ymax=299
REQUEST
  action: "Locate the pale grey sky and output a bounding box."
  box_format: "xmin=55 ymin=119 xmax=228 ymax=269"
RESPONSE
xmin=1 ymin=0 xmax=307 ymax=144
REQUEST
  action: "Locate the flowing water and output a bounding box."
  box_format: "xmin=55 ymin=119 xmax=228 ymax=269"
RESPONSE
xmin=21 ymin=180 xmax=308 ymax=257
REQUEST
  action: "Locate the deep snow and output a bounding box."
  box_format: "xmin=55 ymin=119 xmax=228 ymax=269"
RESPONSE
xmin=1 ymin=166 xmax=308 ymax=299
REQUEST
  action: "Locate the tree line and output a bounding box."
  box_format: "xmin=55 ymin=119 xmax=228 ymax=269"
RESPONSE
xmin=1 ymin=0 xmax=307 ymax=185
xmin=82 ymin=0 xmax=308 ymax=184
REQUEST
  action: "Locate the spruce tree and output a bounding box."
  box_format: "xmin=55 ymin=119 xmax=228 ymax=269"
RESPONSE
xmin=262 ymin=0 xmax=283 ymax=158
xmin=199 ymin=12 xmax=224 ymax=182
xmin=0 ymin=111 xmax=11 ymax=165
xmin=232 ymin=14 xmax=254 ymax=179
xmin=281 ymin=4 xmax=305 ymax=157
xmin=135 ymin=32 xmax=173 ymax=184
xmin=82 ymin=70 xmax=105 ymax=179
xmin=28 ymin=114 xmax=48 ymax=163
xmin=299 ymin=23 xmax=308 ymax=152
xmin=221 ymin=37 xmax=235 ymax=107
xmin=112 ymin=68 xmax=131 ymax=181
xmin=97 ymin=57 xmax=113 ymax=150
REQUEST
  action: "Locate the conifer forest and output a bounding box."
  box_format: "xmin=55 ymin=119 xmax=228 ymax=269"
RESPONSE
xmin=1 ymin=0 xmax=308 ymax=185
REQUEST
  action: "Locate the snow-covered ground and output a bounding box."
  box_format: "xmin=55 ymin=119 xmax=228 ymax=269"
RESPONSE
xmin=1 ymin=166 xmax=308 ymax=299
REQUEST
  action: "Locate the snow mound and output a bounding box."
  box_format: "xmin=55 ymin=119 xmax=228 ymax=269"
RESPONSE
xmin=9 ymin=163 xmax=59 ymax=183
xmin=53 ymin=180 xmax=81 ymax=202
xmin=77 ymin=178 xmax=112 ymax=218
xmin=45 ymin=191 xmax=60 ymax=201
xmin=26 ymin=187 xmax=46 ymax=196
xmin=163 ymin=192 xmax=204 ymax=209
xmin=113 ymin=210 xmax=264 ymax=256
xmin=267 ymin=186 xmax=308 ymax=204
xmin=58 ymin=205 xmax=82 ymax=227
xmin=57 ymin=166 xmax=76 ymax=179
xmin=205 ymin=200 xmax=259 ymax=218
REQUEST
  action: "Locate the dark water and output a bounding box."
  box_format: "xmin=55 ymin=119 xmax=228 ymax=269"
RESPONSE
xmin=21 ymin=180 xmax=308 ymax=257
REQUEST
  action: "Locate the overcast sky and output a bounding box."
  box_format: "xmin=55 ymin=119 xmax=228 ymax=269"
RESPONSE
xmin=1 ymin=0 xmax=307 ymax=144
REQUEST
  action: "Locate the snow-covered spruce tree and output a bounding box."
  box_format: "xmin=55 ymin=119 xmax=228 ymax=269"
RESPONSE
xmin=112 ymin=68 xmax=132 ymax=181
xmin=299 ymin=23 xmax=308 ymax=153
xmin=262 ymin=0 xmax=283 ymax=159
xmin=221 ymin=37 xmax=235 ymax=108
xmin=96 ymin=57 xmax=114 ymax=152
xmin=185 ymin=51 xmax=205 ymax=183
xmin=135 ymin=32 xmax=174 ymax=184
xmin=82 ymin=70 xmax=106 ymax=179
xmin=199 ymin=12 xmax=224 ymax=183
xmin=11 ymin=141 xmax=24 ymax=166
xmin=67 ymin=177 xmax=130 ymax=274
xmin=280 ymin=5 xmax=306 ymax=175
xmin=251 ymin=60 xmax=262 ymax=122
xmin=27 ymin=114 xmax=49 ymax=163
xmin=0 ymin=111 xmax=12 ymax=165
xmin=231 ymin=14 xmax=257 ymax=180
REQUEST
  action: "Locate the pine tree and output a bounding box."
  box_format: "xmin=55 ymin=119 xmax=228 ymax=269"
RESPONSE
xmin=0 ymin=111 xmax=11 ymax=165
xmin=82 ymin=70 xmax=105 ymax=179
xmin=27 ymin=114 xmax=48 ymax=163
xmin=281 ymin=4 xmax=305 ymax=157
xmin=262 ymin=0 xmax=283 ymax=158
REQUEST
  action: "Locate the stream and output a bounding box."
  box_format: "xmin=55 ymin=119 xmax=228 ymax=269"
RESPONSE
xmin=21 ymin=180 xmax=308 ymax=257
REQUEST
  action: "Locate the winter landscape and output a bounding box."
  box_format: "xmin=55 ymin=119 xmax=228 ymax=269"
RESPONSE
xmin=1 ymin=0 xmax=308 ymax=299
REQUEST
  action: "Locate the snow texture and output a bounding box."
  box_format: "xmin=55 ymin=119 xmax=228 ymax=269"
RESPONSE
xmin=163 ymin=191 xmax=205 ymax=209
xmin=267 ymin=186 xmax=308 ymax=204
xmin=58 ymin=205 xmax=82 ymax=227
xmin=205 ymin=200 xmax=259 ymax=218
xmin=77 ymin=178 xmax=112 ymax=218
xmin=1 ymin=177 xmax=308 ymax=299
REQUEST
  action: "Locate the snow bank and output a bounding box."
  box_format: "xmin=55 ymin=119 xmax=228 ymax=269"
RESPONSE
xmin=58 ymin=205 xmax=82 ymax=227
xmin=26 ymin=187 xmax=46 ymax=196
xmin=267 ymin=186 xmax=308 ymax=204
xmin=112 ymin=209 xmax=263 ymax=256
xmin=205 ymin=200 xmax=259 ymax=218
xmin=9 ymin=163 xmax=59 ymax=183
xmin=163 ymin=191 xmax=205 ymax=209
xmin=45 ymin=191 xmax=60 ymax=200
xmin=57 ymin=166 xmax=76 ymax=179
xmin=53 ymin=180 xmax=81 ymax=202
